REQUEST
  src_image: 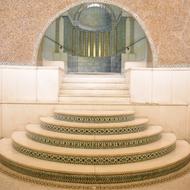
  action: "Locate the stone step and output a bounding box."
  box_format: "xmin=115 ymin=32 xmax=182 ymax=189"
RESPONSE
xmin=58 ymin=96 xmax=130 ymax=104
xmin=12 ymin=132 xmax=176 ymax=165
xmin=63 ymin=77 xmax=126 ymax=83
xmin=1 ymin=139 xmax=190 ymax=184
xmin=63 ymin=74 xmax=125 ymax=78
xmin=53 ymin=104 xmax=133 ymax=111
xmin=53 ymin=110 xmax=135 ymax=123
xmin=59 ymin=89 xmax=129 ymax=96
xmin=26 ymin=125 xmax=163 ymax=149
xmin=60 ymin=83 xmax=128 ymax=90
xmin=59 ymin=94 xmax=130 ymax=98
xmin=40 ymin=117 xmax=149 ymax=135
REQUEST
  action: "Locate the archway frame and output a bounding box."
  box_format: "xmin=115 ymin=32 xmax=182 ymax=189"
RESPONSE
xmin=33 ymin=0 xmax=158 ymax=67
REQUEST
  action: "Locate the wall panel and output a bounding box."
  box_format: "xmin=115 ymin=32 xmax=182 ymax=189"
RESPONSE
xmin=37 ymin=68 xmax=59 ymax=102
xmin=2 ymin=67 xmax=36 ymax=102
xmin=130 ymin=68 xmax=190 ymax=105
xmin=134 ymin=105 xmax=189 ymax=140
xmin=172 ymin=71 xmax=188 ymax=104
xmin=152 ymin=70 xmax=172 ymax=104
xmin=130 ymin=69 xmax=152 ymax=103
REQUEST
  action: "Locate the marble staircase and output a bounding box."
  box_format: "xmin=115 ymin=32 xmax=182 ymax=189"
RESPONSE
xmin=58 ymin=74 xmax=131 ymax=110
xmin=0 ymin=74 xmax=190 ymax=188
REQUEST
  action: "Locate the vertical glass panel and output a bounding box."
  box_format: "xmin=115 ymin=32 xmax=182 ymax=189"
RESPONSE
xmin=92 ymin=32 xmax=96 ymax=57
xmin=79 ymin=31 xmax=82 ymax=56
xmin=88 ymin=32 xmax=91 ymax=57
xmin=85 ymin=31 xmax=88 ymax=56
xmin=83 ymin=31 xmax=86 ymax=56
xmin=98 ymin=32 xmax=102 ymax=57
xmin=90 ymin=32 xmax=93 ymax=57
xmin=101 ymin=32 xmax=104 ymax=57
xmin=96 ymin=33 xmax=99 ymax=57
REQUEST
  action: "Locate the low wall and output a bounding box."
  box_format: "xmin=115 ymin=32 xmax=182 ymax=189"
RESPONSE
xmin=0 ymin=66 xmax=190 ymax=141
xmin=129 ymin=68 xmax=190 ymax=142
xmin=0 ymin=65 xmax=61 ymax=137
xmin=130 ymin=68 xmax=190 ymax=104
xmin=0 ymin=65 xmax=60 ymax=103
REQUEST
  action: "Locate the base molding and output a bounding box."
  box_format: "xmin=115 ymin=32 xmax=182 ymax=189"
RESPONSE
xmin=1 ymin=159 xmax=190 ymax=190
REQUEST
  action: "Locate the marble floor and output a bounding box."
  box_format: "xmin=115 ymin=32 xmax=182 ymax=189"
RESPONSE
xmin=0 ymin=163 xmax=190 ymax=190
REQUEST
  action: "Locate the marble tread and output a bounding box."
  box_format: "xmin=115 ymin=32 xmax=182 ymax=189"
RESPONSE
xmin=59 ymin=90 xmax=130 ymax=98
xmin=53 ymin=104 xmax=133 ymax=111
xmin=0 ymin=139 xmax=189 ymax=175
xmin=40 ymin=117 xmax=148 ymax=128
xmin=59 ymin=74 xmax=130 ymax=105
xmin=59 ymin=90 xmax=129 ymax=96
xmin=25 ymin=124 xmax=162 ymax=142
xmin=61 ymin=83 xmax=128 ymax=90
xmin=63 ymin=74 xmax=125 ymax=77
xmin=62 ymin=77 xmax=126 ymax=83
xmin=54 ymin=110 xmax=134 ymax=117
xmin=59 ymin=94 xmax=130 ymax=97
xmin=12 ymin=132 xmax=176 ymax=157
xmin=58 ymin=96 xmax=130 ymax=104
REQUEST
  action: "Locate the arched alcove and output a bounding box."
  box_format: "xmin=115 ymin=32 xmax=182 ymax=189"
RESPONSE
xmin=35 ymin=0 xmax=157 ymax=71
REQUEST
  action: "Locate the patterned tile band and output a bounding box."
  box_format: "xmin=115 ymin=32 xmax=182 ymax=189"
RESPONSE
xmin=1 ymin=155 xmax=190 ymax=184
xmin=26 ymin=132 xmax=161 ymax=149
xmin=54 ymin=113 xmax=135 ymax=123
xmin=13 ymin=143 xmax=176 ymax=165
xmin=40 ymin=122 xmax=147 ymax=135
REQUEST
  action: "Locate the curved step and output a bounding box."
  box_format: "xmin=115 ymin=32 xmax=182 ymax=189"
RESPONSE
xmin=1 ymin=139 xmax=190 ymax=184
xmin=12 ymin=132 xmax=176 ymax=165
xmin=40 ymin=117 xmax=148 ymax=135
xmin=26 ymin=124 xmax=162 ymax=149
xmin=53 ymin=110 xmax=135 ymax=123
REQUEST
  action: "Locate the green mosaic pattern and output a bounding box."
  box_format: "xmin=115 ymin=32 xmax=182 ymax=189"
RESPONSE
xmin=40 ymin=122 xmax=147 ymax=135
xmin=54 ymin=113 xmax=134 ymax=123
xmin=26 ymin=132 xmax=161 ymax=149
xmin=13 ymin=142 xmax=176 ymax=165
xmin=1 ymin=154 xmax=190 ymax=184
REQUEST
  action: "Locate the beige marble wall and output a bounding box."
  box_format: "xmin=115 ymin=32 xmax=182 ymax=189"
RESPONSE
xmin=133 ymin=105 xmax=189 ymax=141
xmin=1 ymin=104 xmax=55 ymax=137
xmin=0 ymin=0 xmax=190 ymax=66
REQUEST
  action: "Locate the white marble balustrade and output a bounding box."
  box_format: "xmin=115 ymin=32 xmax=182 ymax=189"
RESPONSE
xmin=0 ymin=65 xmax=60 ymax=103
xmin=130 ymin=68 xmax=190 ymax=105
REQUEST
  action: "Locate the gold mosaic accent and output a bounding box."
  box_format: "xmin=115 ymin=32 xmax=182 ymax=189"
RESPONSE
xmin=13 ymin=142 xmax=176 ymax=165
